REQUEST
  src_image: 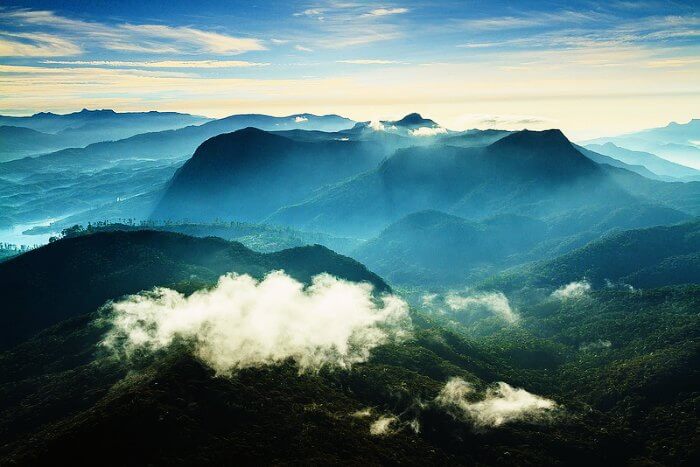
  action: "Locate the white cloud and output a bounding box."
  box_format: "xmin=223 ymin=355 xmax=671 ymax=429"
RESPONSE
xmin=364 ymin=8 xmax=409 ymax=17
xmin=2 ymin=9 xmax=266 ymax=55
xmin=294 ymin=9 xmax=325 ymax=17
xmin=369 ymin=416 xmax=398 ymax=435
xmin=102 ymin=271 xmax=410 ymax=375
xmin=337 ymin=59 xmax=402 ymax=65
xmin=445 ymin=292 xmax=519 ymax=323
xmin=294 ymin=115 xmax=308 ymax=122
xmin=42 ymin=60 xmax=268 ymax=68
xmin=0 ymin=32 xmax=81 ymax=56
xmin=551 ymin=280 xmax=591 ymax=300
xmin=435 ymin=377 xmax=557 ymax=428
xmin=409 ymin=126 xmax=448 ymax=137
xmin=368 ymin=120 xmax=385 ymax=131
xmin=295 ymin=45 xmax=313 ymax=52
xmin=119 ymin=24 xmax=266 ymax=54
xmin=351 ymin=408 xmax=373 ymax=418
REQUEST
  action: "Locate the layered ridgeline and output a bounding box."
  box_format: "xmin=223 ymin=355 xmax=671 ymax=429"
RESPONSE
xmin=352 ymin=205 xmax=689 ymax=286
xmin=0 ymin=109 xmax=211 ymax=162
xmin=585 ymin=142 xmax=700 ymax=180
xmin=0 ymin=112 xmax=354 ymax=172
xmin=583 ymin=118 xmax=700 ymax=169
xmin=0 ymin=228 xmax=697 ymax=465
xmin=269 ymin=129 xmax=689 ymax=237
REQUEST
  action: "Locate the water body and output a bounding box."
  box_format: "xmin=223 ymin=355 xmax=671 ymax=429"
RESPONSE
xmin=0 ymin=219 xmax=61 ymax=247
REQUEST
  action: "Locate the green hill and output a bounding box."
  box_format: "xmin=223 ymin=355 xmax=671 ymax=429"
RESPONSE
xmin=484 ymin=219 xmax=700 ymax=292
xmin=0 ymin=230 xmax=388 ymax=350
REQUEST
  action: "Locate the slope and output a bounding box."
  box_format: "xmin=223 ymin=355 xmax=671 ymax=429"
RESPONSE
xmin=152 ymin=127 xmax=388 ymax=222
xmin=0 ymin=229 xmax=387 ymax=350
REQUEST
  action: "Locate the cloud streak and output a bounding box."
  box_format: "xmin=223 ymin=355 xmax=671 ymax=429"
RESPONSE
xmin=0 ymin=32 xmax=81 ymax=56
xmin=2 ymin=9 xmax=266 ymax=55
xmin=102 ymin=271 xmax=410 ymax=375
xmin=42 ymin=60 xmax=269 ymax=68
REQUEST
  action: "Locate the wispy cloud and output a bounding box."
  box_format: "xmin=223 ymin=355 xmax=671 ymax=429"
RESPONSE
xmin=42 ymin=59 xmax=269 ymax=68
xmin=363 ymin=8 xmax=409 ymax=17
xmin=295 ymin=44 xmax=314 ymax=52
xmin=0 ymin=32 xmax=81 ymax=56
xmin=1 ymin=9 xmax=266 ymax=55
xmin=337 ymin=59 xmax=402 ymax=64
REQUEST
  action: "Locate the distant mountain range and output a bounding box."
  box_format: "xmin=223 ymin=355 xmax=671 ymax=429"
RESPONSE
xmin=0 ymin=112 xmax=356 ymax=172
xmin=583 ymin=119 xmax=700 ymax=169
xmin=585 ymin=142 xmax=700 ymax=180
xmin=0 ymin=109 xmax=211 ymax=161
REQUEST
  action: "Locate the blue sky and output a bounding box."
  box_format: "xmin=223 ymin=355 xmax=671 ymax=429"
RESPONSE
xmin=0 ymin=0 xmax=698 ymax=138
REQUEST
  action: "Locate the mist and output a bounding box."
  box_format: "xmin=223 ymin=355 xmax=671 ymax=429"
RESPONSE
xmin=102 ymin=271 xmax=410 ymax=374
xmin=435 ymin=377 xmax=557 ymax=428
xmin=551 ymin=280 xmax=591 ymax=300
xmin=445 ymin=291 xmax=519 ymax=323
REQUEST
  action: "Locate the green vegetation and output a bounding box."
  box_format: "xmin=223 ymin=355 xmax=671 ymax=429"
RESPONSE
xmin=0 ymin=230 xmax=386 ymax=350
xmin=0 ymin=229 xmax=697 ymax=465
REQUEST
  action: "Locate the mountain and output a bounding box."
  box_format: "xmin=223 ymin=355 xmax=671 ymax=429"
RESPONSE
xmin=268 ymin=130 xmax=655 ymax=237
xmin=484 ymin=219 xmax=700 ymax=292
xmin=350 ymin=113 xmax=448 ymax=137
xmin=354 ymin=211 xmax=549 ymax=285
xmin=393 ymin=112 xmax=439 ymax=128
xmin=0 ymin=126 xmax=72 ymax=162
xmin=0 ymin=229 xmax=387 ymax=350
xmin=0 ymin=113 xmax=356 ymax=174
xmin=575 ymin=144 xmax=663 ymax=180
xmin=585 ymin=142 xmax=700 ymax=180
xmin=583 ymin=119 xmax=700 ymax=169
xmin=1 ymin=234 xmax=698 ymax=465
xmin=152 ymin=127 xmax=389 ymax=222
xmin=602 ymin=165 xmax=700 ymax=217
xmin=0 ymin=109 xmax=212 ymax=160
xmin=0 ymin=109 xmax=210 ymax=135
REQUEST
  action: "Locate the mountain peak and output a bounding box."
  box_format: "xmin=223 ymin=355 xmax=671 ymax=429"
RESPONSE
xmin=78 ymin=108 xmax=116 ymax=114
xmin=491 ymin=129 xmax=571 ymax=150
xmin=394 ymin=113 xmax=437 ymax=127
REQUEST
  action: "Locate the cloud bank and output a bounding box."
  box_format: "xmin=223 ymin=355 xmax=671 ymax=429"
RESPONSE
xmin=551 ymin=280 xmax=591 ymax=300
xmin=410 ymin=126 xmax=448 ymax=137
xmin=445 ymin=292 xmax=519 ymax=323
xmin=103 ymin=271 xmax=410 ymax=375
xmin=435 ymin=377 xmax=557 ymax=428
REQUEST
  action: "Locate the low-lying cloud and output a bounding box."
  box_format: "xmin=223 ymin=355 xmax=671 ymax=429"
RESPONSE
xmin=410 ymin=126 xmax=448 ymax=137
xmin=369 ymin=415 xmax=398 ymax=435
xmin=368 ymin=120 xmax=385 ymax=131
xmin=445 ymin=291 xmax=519 ymax=323
xmin=102 ymin=271 xmax=410 ymax=375
xmin=435 ymin=377 xmax=557 ymax=428
xmin=551 ymin=280 xmax=591 ymax=300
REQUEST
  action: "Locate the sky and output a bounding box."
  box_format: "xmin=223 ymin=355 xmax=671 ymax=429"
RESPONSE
xmin=0 ymin=0 xmax=698 ymax=139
